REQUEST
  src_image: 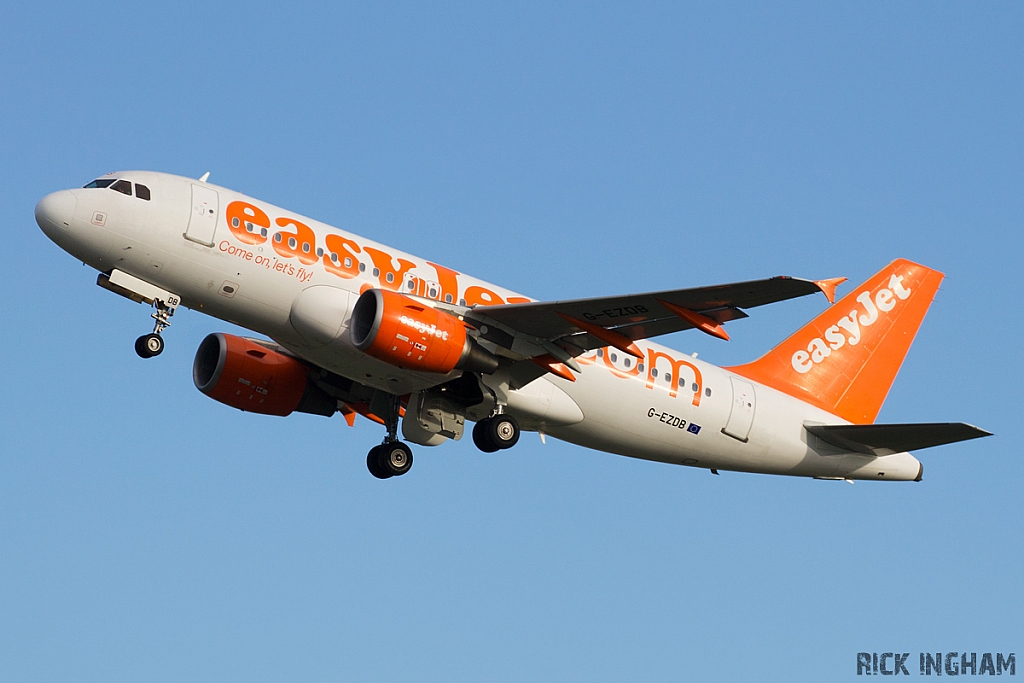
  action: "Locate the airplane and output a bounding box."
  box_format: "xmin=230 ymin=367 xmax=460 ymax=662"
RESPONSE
xmin=34 ymin=171 xmax=990 ymax=480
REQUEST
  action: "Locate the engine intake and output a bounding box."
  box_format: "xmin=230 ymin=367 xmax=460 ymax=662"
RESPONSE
xmin=193 ymin=333 xmax=336 ymax=416
xmin=351 ymin=289 xmax=499 ymax=375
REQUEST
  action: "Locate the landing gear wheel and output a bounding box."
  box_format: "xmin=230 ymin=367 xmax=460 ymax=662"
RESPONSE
xmin=473 ymin=419 xmax=500 ymax=453
xmin=378 ymin=442 xmax=413 ymax=477
xmin=367 ymin=446 xmax=393 ymax=479
xmin=487 ymin=414 xmax=520 ymax=450
xmin=135 ymin=333 xmax=164 ymax=358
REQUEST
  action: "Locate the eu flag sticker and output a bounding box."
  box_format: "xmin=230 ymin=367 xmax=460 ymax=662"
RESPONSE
xmin=687 ymin=423 xmax=701 ymax=435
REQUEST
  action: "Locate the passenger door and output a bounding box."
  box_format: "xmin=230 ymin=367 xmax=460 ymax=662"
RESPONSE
xmin=184 ymin=184 xmax=219 ymax=246
xmin=723 ymin=377 xmax=756 ymax=442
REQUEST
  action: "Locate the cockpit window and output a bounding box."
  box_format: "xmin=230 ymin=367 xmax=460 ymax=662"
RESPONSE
xmin=135 ymin=184 xmax=151 ymax=201
xmin=110 ymin=179 xmax=133 ymax=196
xmin=83 ymin=179 xmax=115 ymax=189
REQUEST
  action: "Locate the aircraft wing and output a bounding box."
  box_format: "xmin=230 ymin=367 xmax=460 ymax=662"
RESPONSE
xmin=464 ymin=275 xmax=839 ymax=361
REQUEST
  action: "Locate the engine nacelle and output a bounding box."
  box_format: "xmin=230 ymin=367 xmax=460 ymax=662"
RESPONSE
xmin=193 ymin=333 xmax=337 ymax=417
xmin=350 ymin=289 xmax=499 ymax=374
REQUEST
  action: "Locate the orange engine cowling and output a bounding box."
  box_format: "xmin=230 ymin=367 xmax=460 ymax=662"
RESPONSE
xmin=192 ymin=333 xmax=337 ymax=416
xmin=350 ymin=289 xmax=499 ymax=374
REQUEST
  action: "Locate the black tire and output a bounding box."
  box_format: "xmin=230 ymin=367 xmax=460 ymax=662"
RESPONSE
xmin=367 ymin=446 xmax=392 ymax=479
xmin=135 ymin=333 xmax=163 ymax=358
xmin=473 ymin=419 xmax=500 ymax=453
xmin=487 ymin=414 xmax=520 ymax=450
xmin=378 ymin=442 xmax=413 ymax=476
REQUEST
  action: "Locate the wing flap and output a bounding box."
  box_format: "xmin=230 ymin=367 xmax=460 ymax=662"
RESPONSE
xmin=467 ymin=276 xmax=826 ymax=352
xmin=805 ymin=422 xmax=992 ymax=456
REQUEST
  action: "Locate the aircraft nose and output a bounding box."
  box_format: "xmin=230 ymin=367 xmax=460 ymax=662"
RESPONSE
xmin=35 ymin=190 xmax=77 ymax=237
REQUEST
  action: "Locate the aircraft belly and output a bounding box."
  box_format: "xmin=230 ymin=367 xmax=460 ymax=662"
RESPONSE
xmin=545 ymin=356 xmax=757 ymax=469
xmin=541 ymin=351 xmax=917 ymax=479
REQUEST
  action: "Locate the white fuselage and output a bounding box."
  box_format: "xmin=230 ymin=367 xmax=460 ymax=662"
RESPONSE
xmin=36 ymin=171 xmax=922 ymax=481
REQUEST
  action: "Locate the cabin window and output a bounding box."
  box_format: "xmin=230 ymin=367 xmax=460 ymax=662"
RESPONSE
xmin=705 ymin=388 xmax=711 ymax=397
xmin=623 ymin=358 xmax=631 ymax=368
xmin=110 ymin=179 xmax=132 ymax=195
xmin=597 ymin=349 xmax=603 ymax=358
xmin=135 ymin=184 xmax=151 ymax=201
xmin=610 ymin=353 xmax=617 ymax=362
xmin=372 ymin=268 xmax=380 ymax=277
xmin=288 ymin=237 xmax=297 ymax=249
xmin=359 ymin=263 xmax=366 ymax=272
xmin=445 ymin=294 xmax=453 ymax=303
xmin=83 ymin=179 xmax=115 ymax=189
xmin=302 ymin=242 xmax=311 ymax=253
xmin=637 ymin=363 xmax=644 ymax=373
xmin=692 ymin=383 xmax=699 ymax=392
xmin=386 ymin=272 xmax=394 ymax=283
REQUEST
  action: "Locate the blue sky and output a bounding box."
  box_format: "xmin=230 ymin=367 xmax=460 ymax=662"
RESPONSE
xmin=1 ymin=2 xmax=1020 ymax=681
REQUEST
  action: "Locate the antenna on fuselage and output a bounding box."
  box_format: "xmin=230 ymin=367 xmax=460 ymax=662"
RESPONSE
xmin=198 ymin=172 xmax=210 ymax=182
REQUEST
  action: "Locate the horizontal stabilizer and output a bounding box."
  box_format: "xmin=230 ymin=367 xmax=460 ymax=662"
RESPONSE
xmin=805 ymin=422 xmax=991 ymax=456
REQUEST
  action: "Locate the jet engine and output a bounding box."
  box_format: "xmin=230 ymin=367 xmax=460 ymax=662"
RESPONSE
xmin=193 ymin=333 xmax=336 ymax=416
xmin=350 ymin=289 xmax=499 ymax=374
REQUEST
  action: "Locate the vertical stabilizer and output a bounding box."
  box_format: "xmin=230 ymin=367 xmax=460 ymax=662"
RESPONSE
xmin=727 ymin=259 xmax=944 ymax=424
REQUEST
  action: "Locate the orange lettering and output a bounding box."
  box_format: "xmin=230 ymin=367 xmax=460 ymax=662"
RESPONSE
xmin=322 ymin=233 xmax=362 ymax=279
xmin=427 ymin=262 xmax=460 ymax=305
xmin=464 ymin=286 xmax=505 ymax=307
xmin=602 ymin=347 xmax=642 ymax=379
xmin=225 ymin=201 xmax=270 ymax=245
xmin=272 ymin=216 xmax=318 ymax=265
xmin=364 ymin=247 xmax=415 ymax=291
xmin=646 ymin=349 xmax=702 ymax=405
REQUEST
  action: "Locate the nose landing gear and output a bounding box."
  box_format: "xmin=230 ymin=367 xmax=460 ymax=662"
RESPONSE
xmin=135 ymin=333 xmax=165 ymax=358
xmin=95 ymin=270 xmax=180 ymax=360
xmin=135 ymin=297 xmax=178 ymax=358
xmin=472 ymin=413 xmax=521 ymax=452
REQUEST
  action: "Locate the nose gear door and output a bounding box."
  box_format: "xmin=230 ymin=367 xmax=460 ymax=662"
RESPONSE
xmin=184 ymin=184 xmax=219 ymax=246
xmin=723 ymin=376 xmax=756 ymax=442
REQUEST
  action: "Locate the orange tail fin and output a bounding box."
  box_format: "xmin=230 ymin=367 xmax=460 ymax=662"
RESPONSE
xmin=727 ymin=259 xmax=944 ymax=424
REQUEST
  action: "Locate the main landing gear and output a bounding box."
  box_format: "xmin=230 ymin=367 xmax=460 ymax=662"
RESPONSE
xmin=367 ymin=442 xmax=413 ymax=479
xmin=366 ymin=393 xmax=414 ymax=479
xmin=135 ymin=297 xmax=177 ymax=359
xmin=472 ymin=413 xmax=521 ymax=453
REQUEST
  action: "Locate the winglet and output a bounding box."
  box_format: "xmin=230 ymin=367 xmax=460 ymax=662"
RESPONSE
xmin=814 ymin=277 xmax=847 ymax=304
xmin=657 ymin=300 xmax=730 ymax=341
xmin=199 ymin=172 xmax=210 ymax=182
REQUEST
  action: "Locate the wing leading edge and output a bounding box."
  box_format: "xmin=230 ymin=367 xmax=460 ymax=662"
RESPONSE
xmin=465 ymin=275 xmax=837 ymax=359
